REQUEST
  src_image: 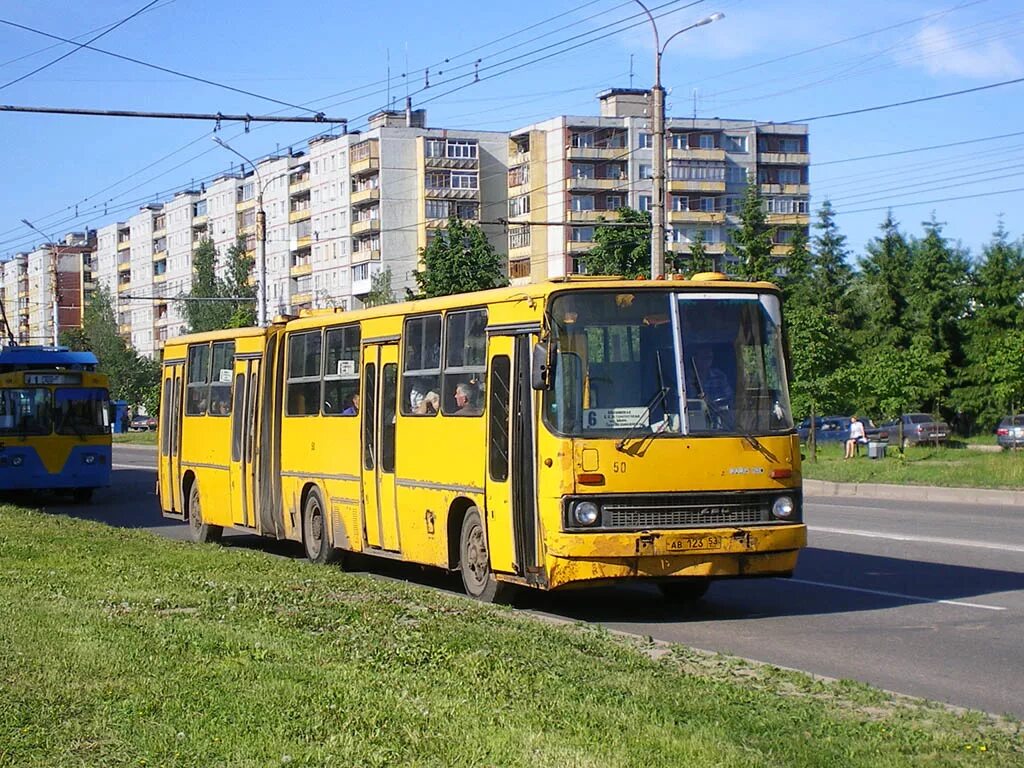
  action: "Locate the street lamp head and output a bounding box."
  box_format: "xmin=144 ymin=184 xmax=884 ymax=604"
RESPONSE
xmin=696 ymin=11 xmax=725 ymax=26
xmin=20 ymin=218 xmax=31 ymax=227
xmin=212 ymin=136 xmax=228 ymax=149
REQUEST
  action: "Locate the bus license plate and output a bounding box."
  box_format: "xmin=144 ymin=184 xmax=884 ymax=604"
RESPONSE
xmin=667 ymin=535 xmax=722 ymax=551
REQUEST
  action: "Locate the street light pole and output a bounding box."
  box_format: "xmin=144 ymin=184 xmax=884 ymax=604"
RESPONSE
xmin=21 ymin=218 xmax=60 ymax=345
xmin=631 ymin=3 xmax=724 ymax=277
xmin=213 ymin=137 xmax=268 ymax=327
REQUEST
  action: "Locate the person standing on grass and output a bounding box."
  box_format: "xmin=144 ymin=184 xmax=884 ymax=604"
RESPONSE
xmin=846 ymin=415 xmax=866 ymax=459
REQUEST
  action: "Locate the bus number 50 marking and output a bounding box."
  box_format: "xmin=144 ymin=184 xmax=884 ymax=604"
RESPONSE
xmin=612 ymin=461 xmax=627 ymax=474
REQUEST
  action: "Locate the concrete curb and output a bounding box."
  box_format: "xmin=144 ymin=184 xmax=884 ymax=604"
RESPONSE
xmin=804 ymin=479 xmax=1024 ymax=507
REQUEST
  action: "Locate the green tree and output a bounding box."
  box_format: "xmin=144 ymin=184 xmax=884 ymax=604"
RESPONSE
xmin=58 ymin=327 xmax=90 ymax=351
xmin=414 ymin=216 xmax=508 ymax=298
xmin=682 ymin=228 xmax=714 ymax=276
xmin=365 ymin=266 xmax=396 ymax=307
xmin=779 ymin=226 xmax=812 ymax=306
xmin=810 ymin=200 xmax=853 ymax=312
xmin=856 ymin=340 xmax=948 ymax=420
xmin=581 ymin=207 xmax=651 ymax=278
xmin=79 ymin=285 xmax=160 ymax=412
xmin=731 ymin=182 xmax=774 ymax=281
xmin=177 ymin=238 xmax=255 ymax=332
xmin=855 ymin=211 xmax=914 ymax=349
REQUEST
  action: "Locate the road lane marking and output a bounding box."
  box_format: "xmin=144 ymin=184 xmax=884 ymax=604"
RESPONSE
xmin=806 ymin=503 xmax=897 ymax=513
xmin=112 ymin=463 xmax=155 ymax=470
xmin=809 ymin=525 xmax=1024 ymax=554
xmin=787 ymin=578 xmax=1006 ymax=611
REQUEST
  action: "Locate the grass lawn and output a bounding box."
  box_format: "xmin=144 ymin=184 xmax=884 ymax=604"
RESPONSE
xmin=1 ymin=505 xmax=1020 ymax=767
xmin=112 ymin=431 xmax=158 ymax=446
xmin=801 ymin=442 xmax=1024 ymax=489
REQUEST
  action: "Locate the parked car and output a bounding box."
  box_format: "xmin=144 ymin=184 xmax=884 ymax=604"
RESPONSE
xmin=996 ymin=415 xmax=1024 ymax=449
xmin=877 ymin=413 xmax=949 ymax=448
xmin=129 ymin=414 xmax=157 ymax=432
xmin=796 ymin=416 xmax=888 ymax=444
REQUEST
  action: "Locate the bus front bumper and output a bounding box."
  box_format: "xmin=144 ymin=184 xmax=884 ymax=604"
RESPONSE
xmin=541 ymin=523 xmax=806 ymax=590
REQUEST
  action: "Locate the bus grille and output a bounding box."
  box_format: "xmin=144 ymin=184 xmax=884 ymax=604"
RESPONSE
xmin=602 ymin=499 xmax=771 ymax=529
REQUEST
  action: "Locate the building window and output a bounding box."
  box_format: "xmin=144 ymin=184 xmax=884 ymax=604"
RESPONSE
xmin=639 ymin=164 xmax=653 ymax=179
xmin=571 ymin=195 xmax=595 ymax=212
xmin=571 ymin=226 xmax=594 ymax=242
xmin=570 ymin=132 xmax=594 ymax=148
xmin=637 ymin=133 xmax=653 ymax=149
xmin=571 ymin=163 xmax=594 ymax=179
xmin=638 ymin=194 xmax=652 ymax=212
xmin=509 ymin=225 xmax=531 ymax=249
xmin=778 ymin=168 xmax=802 ymax=185
xmin=701 ymin=197 xmax=716 ymax=212
xmin=726 ymin=165 xmax=748 ymax=184
xmin=447 ymin=140 xmax=477 ymax=159
xmin=699 ymin=134 xmax=715 ymax=149
xmin=508 ymin=194 xmax=531 ymax=218
xmin=425 ymin=139 xmax=445 ymax=158
xmin=605 ymin=195 xmax=623 ymax=210
xmin=670 ymin=134 xmax=687 ymax=150
xmin=672 ymin=196 xmax=690 ymax=212
xmin=723 ymin=135 xmax=747 ymax=153
xmin=425 ymin=200 xmax=449 ymax=220
xmin=780 ymin=138 xmax=802 ymax=153
xmin=450 ymin=172 xmax=478 ymax=189
xmin=668 ymin=161 xmax=725 ymax=181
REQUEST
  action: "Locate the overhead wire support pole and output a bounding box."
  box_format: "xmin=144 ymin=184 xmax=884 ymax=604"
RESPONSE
xmin=0 ymin=105 xmax=343 ymax=124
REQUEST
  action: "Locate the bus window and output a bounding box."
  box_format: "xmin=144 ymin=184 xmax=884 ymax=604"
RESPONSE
xmin=208 ymin=342 xmax=235 ymax=416
xmin=54 ymin=387 xmax=110 ymax=436
xmin=488 ymin=355 xmax=511 ymax=481
xmin=323 ymin=325 xmax=360 ymax=415
xmin=287 ymin=331 xmax=322 ymax=416
xmin=0 ymin=389 xmax=51 ymax=435
xmin=381 ymin=363 xmax=398 ymax=471
xmin=362 ymin=363 xmax=376 ymax=469
xmin=186 ymin=345 xmax=210 ymax=416
xmin=442 ymin=309 xmax=486 ymax=416
xmin=402 ymin=314 xmax=441 ymax=416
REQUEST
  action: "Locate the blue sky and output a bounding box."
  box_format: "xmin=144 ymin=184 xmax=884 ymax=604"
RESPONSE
xmin=0 ymin=0 xmax=1021 ymax=262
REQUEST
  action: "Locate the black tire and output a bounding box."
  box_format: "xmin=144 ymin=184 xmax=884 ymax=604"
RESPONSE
xmin=658 ymin=579 xmax=711 ymax=604
xmin=72 ymin=488 xmax=93 ymax=504
xmin=302 ymin=488 xmax=341 ymax=565
xmin=186 ymin=480 xmax=222 ymax=544
xmin=459 ymin=507 xmax=513 ymax=604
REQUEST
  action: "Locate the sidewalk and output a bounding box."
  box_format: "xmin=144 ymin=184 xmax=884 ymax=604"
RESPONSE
xmin=804 ymin=479 xmax=1024 ymax=507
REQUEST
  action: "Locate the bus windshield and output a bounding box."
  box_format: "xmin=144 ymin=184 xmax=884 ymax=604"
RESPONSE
xmin=544 ymin=290 xmax=793 ymax=438
xmin=0 ymin=388 xmax=52 ymax=436
xmin=55 ymin=387 xmax=110 ymax=436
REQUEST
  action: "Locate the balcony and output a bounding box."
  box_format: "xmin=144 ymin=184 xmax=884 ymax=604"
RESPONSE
xmin=290 ymin=292 xmax=312 ymax=306
xmin=289 ymin=207 xmax=311 ymax=223
xmin=116 ymin=238 xmax=131 ymax=251
xmin=351 ymin=218 xmax=380 ymax=236
xmin=757 ymin=152 xmax=810 ymax=165
xmin=290 ymin=263 xmax=312 ymax=277
xmin=154 ymin=314 xmax=169 ymax=327
xmin=567 ymin=240 xmax=592 ymax=254
xmin=667 ymin=210 xmax=726 ymax=225
xmin=760 ymin=183 xmax=809 ymax=196
xmin=667 ymin=147 xmax=726 ymax=162
xmin=352 ymin=249 xmax=381 ymax=263
xmin=152 ymin=248 xmax=167 ymax=260
xmin=766 ymin=213 xmax=810 ymax=227
xmin=117 ymin=260 xmax=131 ymax=272
xmin=119 ymin=323 xmax=132 ymax=335
xmin=567 ymin=177 xmax=626 ymax=191
xmin=568 ymin=210 xmax=620 ymax=223
xmin=771 ymin=244 xmax=793 ymax=256
xmin=668 ymin=179 xmax=727 ymax=194
xmin=289 ymin=174 xmax=311 ymax=194
xmin=235 ymin=198 xmax=255 ymax=212
xmin=566 ymin=146 xmax=627 ymax=161
xmin=153 ymin=272 xmax=167 ymax=284
xmin=192 ymin=214 xmax=208 ymax=226
xmin=350 ymin=187 xmax=380 ymax=206
xmin=117 ymin=280 xmax=131 ymax=292
xmin=508 ymin=151 xmax=530 ymax=168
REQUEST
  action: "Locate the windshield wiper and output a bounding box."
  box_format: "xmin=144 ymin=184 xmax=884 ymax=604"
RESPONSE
xmin=689 ymin=359 xmax=775 ymax=459
xmin=616 ymin=351 xmax=671 ymax=452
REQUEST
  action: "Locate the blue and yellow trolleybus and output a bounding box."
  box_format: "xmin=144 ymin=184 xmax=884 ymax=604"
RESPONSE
xmin=0 ymin=346 xmax=112 ymax=502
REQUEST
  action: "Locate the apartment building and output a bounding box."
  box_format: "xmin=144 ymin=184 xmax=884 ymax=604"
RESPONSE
xmin=83 ymin=108 xmax=507 ymax=358
xmin=0 ymin=233 xmax=94 ymax=347
xmin=506 ymin=89 xmax=810 ymax=281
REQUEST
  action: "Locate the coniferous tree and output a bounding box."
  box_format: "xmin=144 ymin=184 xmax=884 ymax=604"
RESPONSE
xmin=365 ymin=266 xmax=397 ymax=307
xmin=811 ymin=200 xmax=854 ymax=316
xmin=682 ymin=228 xmax=715 ymax=275
xmin=731 ymin=182 xmax=774 ymax=281
xmin=856 ymin=211 xmax=913 ymax=349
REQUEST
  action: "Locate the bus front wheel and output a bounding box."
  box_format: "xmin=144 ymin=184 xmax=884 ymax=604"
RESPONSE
xmin=459 ymin=507 xmax=513 ymax=604
xmin=187 ymin=481 xmax=222 ymax=544
xmin=303 ymin=489 xmax=342 ymax=565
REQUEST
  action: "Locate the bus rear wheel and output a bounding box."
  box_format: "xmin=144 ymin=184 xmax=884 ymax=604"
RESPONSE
xmin=303 ymin=489 xmax=341 ymax=565
xmin=459 ymin=507 xmax=513 ymax=604
xmin=187 ymin=481 xmax=222 ymax=544
xmin=658 ymin=579 xmax=711 ymax=604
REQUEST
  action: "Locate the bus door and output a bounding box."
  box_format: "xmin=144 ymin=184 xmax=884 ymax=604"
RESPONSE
xmin=159 ymin=361 xmax=185 ymax=514
xmin=484 ymin=334 xmax=538 ymax=578
xmin=228 ymin=357 xmax=260 ymax=528
xmin=360 ymin=343 xmax=401 ymax=552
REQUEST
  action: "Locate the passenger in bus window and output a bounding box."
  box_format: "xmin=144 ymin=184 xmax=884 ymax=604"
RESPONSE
xmin=453 ymin=382 xmax=481 ymax=416
xmin=410 ymin=380 xmax=439 ymax=414
xmin=686 ymin=344 xmax=733 ymax=407
xmin=341 ymin=393 xmax=359 ymax=415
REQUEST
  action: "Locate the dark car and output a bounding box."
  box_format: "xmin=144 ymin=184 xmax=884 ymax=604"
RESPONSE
xmin=996 ymin=415 xmax=1024 ymax=449
xmin=877 ymin=413 xmax=949 ymax=448
xmin=797 ymin=416 xmax=888 ymax=444
xmin=129 ymin=414 xmax=157 ymax=432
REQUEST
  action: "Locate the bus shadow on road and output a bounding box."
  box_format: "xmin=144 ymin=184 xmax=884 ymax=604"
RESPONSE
xmin=523 ymin=546 xmax=1024 ymax=623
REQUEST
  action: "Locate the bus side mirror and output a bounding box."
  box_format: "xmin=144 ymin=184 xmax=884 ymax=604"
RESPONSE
xmin=531 ymin=342 xmax=554 ymax=391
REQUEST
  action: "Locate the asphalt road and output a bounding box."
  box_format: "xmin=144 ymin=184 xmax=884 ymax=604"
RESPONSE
xmin=35 ymin=445 xmax=1024 ymax=718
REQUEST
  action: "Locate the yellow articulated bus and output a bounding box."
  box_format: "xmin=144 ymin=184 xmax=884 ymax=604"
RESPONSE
xmin=158 ymin=275 xmax=806 ymax=603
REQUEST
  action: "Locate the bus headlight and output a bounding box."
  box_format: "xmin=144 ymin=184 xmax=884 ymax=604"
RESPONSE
xmin=83 ymin=454 xmax=96 ymax=465
xmin=573 ymin=501 xmax=600 ymax=526
xmin=772 ymin=496 xmax=795 ymax=520
xmin=11 ymin=455 xmax=23 ymax=467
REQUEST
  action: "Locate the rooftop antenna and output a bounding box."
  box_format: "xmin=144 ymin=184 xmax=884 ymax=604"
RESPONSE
xmin=405 ymin=43 xmax=410 ymax=101
xmin=386 ymin=48 xmax=391 ymax=110
xmin=693 ymin=89 xmax=698 ymax=119
xmin=629 ymin=54 xmax=634 ymax=88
